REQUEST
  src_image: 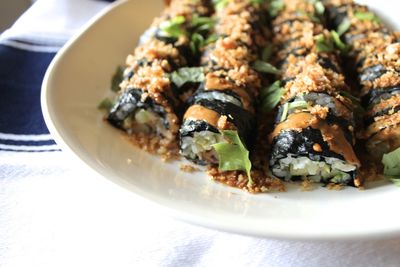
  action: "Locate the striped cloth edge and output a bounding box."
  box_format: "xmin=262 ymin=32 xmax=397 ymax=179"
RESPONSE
xmin=0 ymin=0 xmax=112 ymax=152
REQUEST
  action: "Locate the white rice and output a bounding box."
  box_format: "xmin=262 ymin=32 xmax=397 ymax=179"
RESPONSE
xmin=180 ymin=130 xmax=224 ymax=161
xmin=272 ymin=154 xmax=356 ymax=183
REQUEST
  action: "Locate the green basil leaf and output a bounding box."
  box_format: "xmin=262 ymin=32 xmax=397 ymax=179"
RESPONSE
xmin=253 ymin=60 xmax=280 ymax=74
xmin=212 ymin=130 xmax=253 ymax=185
xmin=331 ymin=30 xmax=349 ymax=53
xmin=170 ymin=67 xmax=204 ymax=88
xmin=212 ymin=0 xmax=230 ymax=11
xmin=159 ymin=16 xmax=186 ymax=38
xmin=205 ymin=34 xmax=219 ymax=45
xmin=354 ymin=11 xmax=381 ymax=23
xmin=191 ymin=15 xmax=215 ymax=32
xmin=382 ymin=147 xmax=400 ymax=177
xmin=261 ymin=80 xmax=284 ymax=112
xmin=337 ymin=18 xmax=351 ymax=36
xmin=314 ymin=1 xmax=325 ymax=15
xmin=314 ymin=34 xmax=334 ymax=53
xmin=269 ymin=0 xmax=284 ymax=18
xmin=190 ymin=32 xmax=205 ymax=53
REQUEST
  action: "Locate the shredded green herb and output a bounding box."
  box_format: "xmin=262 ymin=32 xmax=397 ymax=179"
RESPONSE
xmin=331 ymin=30 xmax=349 ymax=54
xmin=280 ymin=100 xmax=309 ymax=122
xmin=205 ymin=34 xmax=219 ymax=45
xmin=190 ymin=33 xmax=205 ymax=53
xmin=337 ymin=18 xmax=351 ymax=36
xmin=189 ymin=16 xmax=216 ymax=53
xmin=268 ymin=0 xmax=284 ymax=18
xmin=260 ymin=80 xmax=284 ymax=112
xmin=354 ymin=11 xmax=381 ymax=23
xmin=314 ymin=1 xmax=325 ymax=15
xmin=159 ymin=16 xmax=186 ymax=38
xmin=169 ymin=67 xmax=204 ymax=88
xmin=253 ymin=60 xmax=280 ymax=74
xmin=191 ymin=15 xmax=215 ymax=32
xmin=212 ymin=0 xmax=230 ymax=10
xmin=212 ymin=130 xmax=253 ymax=185
xmin=111 ymin=66 xmax=124 ymax=92
xmin=314 ymin=34 xmax=334 ymax=53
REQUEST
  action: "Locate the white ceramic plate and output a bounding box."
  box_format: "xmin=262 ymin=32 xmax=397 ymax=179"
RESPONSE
xmin=42 ymin=0 xmax=400 ymax=240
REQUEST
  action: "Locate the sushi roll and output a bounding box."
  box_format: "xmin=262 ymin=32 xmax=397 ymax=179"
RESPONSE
xmin=179 ymin=0 xmax=269 ymax=165
xmin=267 ymin=0 xmax=361 ymax=186
xmin=326 ymin=0 xmax=400 ymax=159
xmin=106 ymin=0 xmax=212 ymax=156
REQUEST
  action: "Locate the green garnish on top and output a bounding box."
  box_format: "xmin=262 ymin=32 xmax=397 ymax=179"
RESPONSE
xmin=169 ymin=67 xmax=205 ymax=88
xmin=159 ymin=16 xmax=187 ymax=38
xmin=212 ymin=0 xmax=230 ymax=11
xmin=279 ymin=100 xmax=309 ymax=122
xmin=253 ymin=60 xmax=280 ymax=74
xmin=191 ymin=15 xmax=216 ymax=32
xmin=354 ymin=11 xmax=381 ymax=23
xmin=260 ymin=80 xmax=284 ymax=113
xmin=189 ymin=16 xmax=217 ymax=53
xmin=315 ymin=32 xmax=349 ymax=54
xmin=313 ymin=1 xmax=325 ymax=15
xmin=314 ymin=34 xmax=334 ymax=53
xmin=337 ymin=18 xmax=351 ymax=36
xmin=331 ymin=30 xmax=349 ymax=54
xmin=212 ymin=130 xmax=253 ymax=185
xmin=268 ymin=0 xmax=284 ymax=18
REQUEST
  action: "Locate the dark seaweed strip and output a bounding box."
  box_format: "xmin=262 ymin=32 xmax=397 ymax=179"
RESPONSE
xmin=107 ymin=88 xmax=170 ymax=130
xmin=188 ymin=88 xmax=243 ymax=107
xmin=193 ymin=98 xmax=256 ymax=146
xmin=274 ymin=110 xmax=354 ymax=145
xmin=179 ymin=119 xmax=219 ymax=137
xmin=270 ymin=127 xmax=345 ymax=165
xmin=361 ymin=85 xmax=400 ymax=107
xmin=179 ymin=120 xmax=220 ymax=165
xmin=270 ymin=127 xmax=356 ymax=185
xmin=318 ymin=55 xmax=340 ymax=73
xmin=364 ymin=105 xmax=400 ymax=127
xmin=359 ymin=64 xmax=387 ymax=82
xmin=368 ymin=121 xmax=400 ymax=140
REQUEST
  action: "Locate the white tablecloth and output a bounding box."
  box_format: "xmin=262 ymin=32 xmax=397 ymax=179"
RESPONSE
xmin=1 ymin=1 xmax=400 ymax=266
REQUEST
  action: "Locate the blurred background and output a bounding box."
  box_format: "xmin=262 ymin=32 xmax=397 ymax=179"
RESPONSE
xmin=0 ymin=0 xmax=32 ymax=32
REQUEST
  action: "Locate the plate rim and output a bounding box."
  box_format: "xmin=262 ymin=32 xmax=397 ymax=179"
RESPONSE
xmin=41 ymin=0 xmax=400 ymax=241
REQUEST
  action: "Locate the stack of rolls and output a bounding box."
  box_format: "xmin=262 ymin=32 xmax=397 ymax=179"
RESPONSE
xmin=267 ymin=0 xmax=361 ymax=186
xmin=179 ymin=0 xmax=269 ymax=165
xmin=326 ymin=0 xmax=400 ymax=160
xmin=106 ymin=0 xmax=211 ymax=158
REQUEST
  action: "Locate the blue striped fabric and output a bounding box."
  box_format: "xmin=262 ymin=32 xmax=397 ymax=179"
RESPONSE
xmin=0 ymin=43 xmax=59 ymax=152
xmin=0 ymin=0 xmax=113 ymax=152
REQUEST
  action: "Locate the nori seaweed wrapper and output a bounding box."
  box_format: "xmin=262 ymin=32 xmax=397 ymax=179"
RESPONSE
xmin=270 ymin=127 xmax=356 ymax=185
